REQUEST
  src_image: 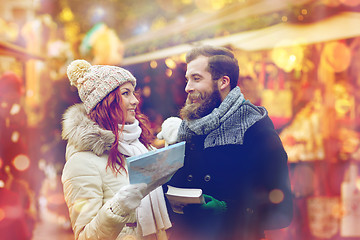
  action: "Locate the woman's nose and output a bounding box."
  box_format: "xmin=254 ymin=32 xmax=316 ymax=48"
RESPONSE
xmin=132 ymin=95 xmax=139 ymax=105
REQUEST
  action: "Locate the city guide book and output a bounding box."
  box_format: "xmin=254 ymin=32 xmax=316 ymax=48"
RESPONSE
xmin=127 ymin=141 xmax=185 ymax=194
xmin=165 ymin=185 xmax=205 ymax=214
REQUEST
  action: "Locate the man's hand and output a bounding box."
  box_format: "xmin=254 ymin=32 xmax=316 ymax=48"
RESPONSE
xmin=183 ymin=194 xmax=227 ymax=216
xmin=157 ymin=117 xmax=182 ymax=146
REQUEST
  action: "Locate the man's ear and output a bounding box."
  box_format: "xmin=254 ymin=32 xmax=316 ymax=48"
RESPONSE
xmin=218 ymin=76 xmax=230 ymax=90
xmin=217 ymin=76 xmax=231 ymax=101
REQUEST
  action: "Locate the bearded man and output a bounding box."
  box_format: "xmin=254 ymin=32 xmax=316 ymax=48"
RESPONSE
xmin=158 ymin=45 xmax=293 ymax=240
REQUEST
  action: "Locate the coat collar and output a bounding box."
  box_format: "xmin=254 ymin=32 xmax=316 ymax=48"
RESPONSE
xmin=62 ymin=103 xmax=115 ymax=159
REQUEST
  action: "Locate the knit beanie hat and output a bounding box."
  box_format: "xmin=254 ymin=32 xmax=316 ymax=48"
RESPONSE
xmin=67 ymin=59 xmax=136 ymax=114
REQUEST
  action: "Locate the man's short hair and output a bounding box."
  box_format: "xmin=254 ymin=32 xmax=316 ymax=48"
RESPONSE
xmin=186 ymin=45 xmax=239 ymax=89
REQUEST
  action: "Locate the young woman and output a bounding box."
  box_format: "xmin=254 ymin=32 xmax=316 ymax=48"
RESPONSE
xmin=61 ymin=60 xmax=171 ymax=240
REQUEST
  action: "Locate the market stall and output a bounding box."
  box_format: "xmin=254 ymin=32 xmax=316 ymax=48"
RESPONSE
xmin=1 ymin=1 xmax=360 ymax=239
xmin=122 ymin=9 xmax=360 ymax=240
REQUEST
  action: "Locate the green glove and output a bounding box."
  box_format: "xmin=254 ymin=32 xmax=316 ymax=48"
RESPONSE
xmin=201 ymin=194 xmax=227 ymax=215
xmin=183 ymin=194 xmax=227 ymax=216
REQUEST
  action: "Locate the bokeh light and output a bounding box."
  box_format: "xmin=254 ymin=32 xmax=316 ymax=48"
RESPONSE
xmin=269 ymin=189 xmax=284 ymax=204
xmin=143 ymin=86 xmax=151 ymax=97
xmin=150 ymin=60 xmax=158 ymax=69
xmin=9 ymin=103 xmax=20 ymax=115
xmin=12 ymin=154 xmax=30 ymax=171
xmin=89 ymin=6 xmax=106 ymax=23
xmin=180 ymin=53 xmax=187 ymax=62
xmin=195 ymin=0 xmax=226 ymax=12
xmin=151 ymin=17 xmax=167 ymax=31
xmin=166 ymin=69 xmax=173 ymax=77
xmin=165 ymin=58 xmax=177 ymax=69
xmin=272 ymin=42 xmax=304 ymax=72
xmin=357 ymin=178 xmax=360 ymax=190
xmin=11 ymin=131 xmax=20 ymax=143
xmin=59 ymin=7 xmax=74 ymax=22
xmin=321 ymin=41 xmax=351 ymax=73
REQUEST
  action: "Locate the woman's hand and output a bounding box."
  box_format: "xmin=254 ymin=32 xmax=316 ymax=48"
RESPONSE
xmin=110 ymin=183 xmax=147 ymax=216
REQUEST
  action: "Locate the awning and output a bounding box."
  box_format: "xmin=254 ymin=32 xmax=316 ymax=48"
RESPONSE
xmin=122 ymin=11 xmax=360 ymax=66
xmin=0 ymin=40 xmax=45 ymax=61
xmin=217 ymin=11 xmax=360 ymax=51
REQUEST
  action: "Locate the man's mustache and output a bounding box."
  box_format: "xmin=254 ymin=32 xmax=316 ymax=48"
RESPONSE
xmin=187 ymin=92 xmax=203 ymax=102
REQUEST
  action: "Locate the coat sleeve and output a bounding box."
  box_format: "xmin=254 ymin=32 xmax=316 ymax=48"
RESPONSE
xmin=61 ymin=153 xmax=132 ymax=240
xmin=247 ymin=119 xmax=294 ymax=230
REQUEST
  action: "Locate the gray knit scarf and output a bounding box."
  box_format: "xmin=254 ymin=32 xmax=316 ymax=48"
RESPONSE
xmin=178 ymin=86 xmax=267 ymax=148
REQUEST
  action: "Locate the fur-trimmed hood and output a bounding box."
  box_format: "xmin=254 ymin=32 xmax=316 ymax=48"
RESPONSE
xmin=62 ymin=103 xmax=115 ymax=160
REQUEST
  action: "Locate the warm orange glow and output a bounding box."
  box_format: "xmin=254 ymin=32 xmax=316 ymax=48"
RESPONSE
xmin=195 ymin=0 xmax=226 ymax=12
xmin=181 ymin=0 xmax=192 ymax=4
xmin=271 ymin=44 xmax=304 ymax=72
xmin=1 ymin=102 xmax=7 ymax=108
xmin=47 ymin=193 xmax=66 ymax=205
xmin=165 ymin=58 xmax=177 ymax=69
xmin=331 ymin=202 xmax=343 ymax=219
xmin=12 ymin=154 xmax=30 ymax=171
xmin=11 ymin=131 xmax=20 ymax=143
xmin=321 ymin=41 xmax=351 ymax=73
xmin=143 ymin=86 xmax=151 ymax=97
xmin=151 ymin=17 xmax=167 ymax=31
xmin=150 ymin=60 xmax=158 ymax=69
xmin=281 ymin=16 xmax=288 ymax=22
xmin=0 ymin=157 xmax=3 ymax=169
xmin=166 ymin=69 xmax=173 ymax=77
xmin=0 ymin=208 xmax=5 ymax=221
xmin=10 ymin=104 xmax=20 ymax=115
xmin=64 ymin=23 xmax=80 ymax=42
xmin=38 ymin=159 xmax=46 ymax=170
xmin=269 ymin=189 xmax=284 ymax=204
xmin=180 ymin=53 xmax=186 ymax=63
xmin=356 ymin=178 xmax=360 ymax=191
xmin=340 ymin=0 xmax=360 ymax=7
xmin=59 ymin=7 xmax=74 ymax=22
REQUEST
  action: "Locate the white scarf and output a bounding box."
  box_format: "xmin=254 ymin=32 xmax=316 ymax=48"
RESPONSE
xmin=118 ymin=120 xmax=149 ymax=156
xmin=118 ymin=120 xmax=172 ymax=238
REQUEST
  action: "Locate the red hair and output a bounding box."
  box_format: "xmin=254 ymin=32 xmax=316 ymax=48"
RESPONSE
xmin=89 ymin=87 xmax=154 ymax=174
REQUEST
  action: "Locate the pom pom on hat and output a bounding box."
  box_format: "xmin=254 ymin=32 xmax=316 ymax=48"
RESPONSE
xmin=67 ymin=59 xmax=92 ymax=88
xmin=67 ymin=59 xmax=137 ymax=114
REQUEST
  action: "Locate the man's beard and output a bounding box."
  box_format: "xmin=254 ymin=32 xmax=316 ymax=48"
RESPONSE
xmin=180 ymin=86 xmax=222 ymax=121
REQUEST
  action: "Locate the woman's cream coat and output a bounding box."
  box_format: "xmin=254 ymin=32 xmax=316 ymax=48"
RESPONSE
xmin=61 ymin=104 xmax=140 ymax=240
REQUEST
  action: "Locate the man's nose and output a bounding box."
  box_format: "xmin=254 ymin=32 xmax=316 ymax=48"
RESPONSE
xmin=185 ymin=81 xmax=194 ymax=93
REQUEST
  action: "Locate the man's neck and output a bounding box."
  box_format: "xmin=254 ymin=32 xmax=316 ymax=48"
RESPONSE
xmin=219 ymin=87 xmax=231 ymax=101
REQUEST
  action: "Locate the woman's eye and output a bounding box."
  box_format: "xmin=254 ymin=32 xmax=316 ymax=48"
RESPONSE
xmin=122 ymin=91 xmax=129 ymax=96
